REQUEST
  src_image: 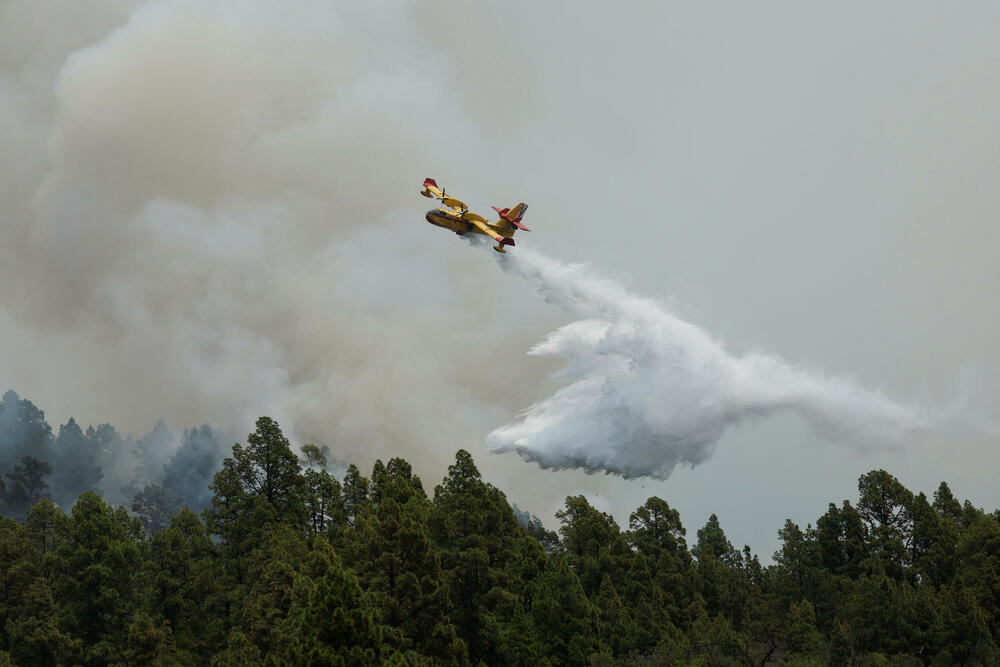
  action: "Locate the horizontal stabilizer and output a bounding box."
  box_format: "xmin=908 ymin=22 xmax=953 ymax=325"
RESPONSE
xmin=492 ymin=203 xmax=530 ymax=231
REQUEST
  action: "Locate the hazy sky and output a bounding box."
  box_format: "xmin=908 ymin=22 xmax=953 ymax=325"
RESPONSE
xmin=2 ymin=0 xmax=998 ymax=559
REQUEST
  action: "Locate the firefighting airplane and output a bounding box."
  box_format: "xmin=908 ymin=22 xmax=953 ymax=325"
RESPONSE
xmin=420 ymin=178 xmax=529 ymax=253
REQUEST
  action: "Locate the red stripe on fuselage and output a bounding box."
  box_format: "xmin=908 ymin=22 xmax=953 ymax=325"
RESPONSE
xmin=426 ymin=213 xmax=453 ymax=229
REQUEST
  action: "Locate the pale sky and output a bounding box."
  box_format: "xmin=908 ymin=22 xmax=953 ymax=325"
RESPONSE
xmin=1 ymin=1 xmax=998 ymax=559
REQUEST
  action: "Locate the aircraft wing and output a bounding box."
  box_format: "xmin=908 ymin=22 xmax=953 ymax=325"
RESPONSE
xmin=469 ymin=218 xmax=513 ymax=247
xmin=421 ymin=178 xmax=468 ymax=212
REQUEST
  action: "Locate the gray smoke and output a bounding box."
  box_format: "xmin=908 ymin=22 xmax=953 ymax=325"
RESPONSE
xmin=132 ymin=420 xmax=174 ymax=489
xmin=0 ymin=391 xmax=53 ymax=466
xmin=488 ymin=248 xmax=946 ymax=479
xmin=161 ymin=425 xmax=234 ymax=510
xmin=0 ymin=1 xmax=537 ymax=479
xmin=0 ymin=387 xmax=237 ymax=511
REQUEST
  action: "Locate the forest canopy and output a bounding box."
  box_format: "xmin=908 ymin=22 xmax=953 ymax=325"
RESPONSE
xmin=1 ymin=389 xmax=999 ymax=665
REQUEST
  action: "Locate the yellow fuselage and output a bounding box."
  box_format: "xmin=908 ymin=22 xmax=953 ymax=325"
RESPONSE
xmin=425 ymin=208 xmax=516 ymax=239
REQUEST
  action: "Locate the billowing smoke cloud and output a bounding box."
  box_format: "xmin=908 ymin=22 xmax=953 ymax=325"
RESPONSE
xmin=488 ymin=248 xmax=941 ymax=479
xmin=0 ymin=1 xmax=540 ymax=478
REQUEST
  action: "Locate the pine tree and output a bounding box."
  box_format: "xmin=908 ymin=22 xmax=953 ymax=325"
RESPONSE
xmin=300 ymin=444 xmax=346 ymax=538
xmin=932 ymin=481 xmax=963 ymax=524
xmin=857 ymin=470 xmax=913 ymax=580
xmin=556 ymin=495 xmax=629 ymax=598
xmin=205 ymin=417 xmax=308 ymax=585
xmin=3 ymin=456 xmax=52 ymax=516
xmin=629 ymin=496 xmax=689 ymax=563
xmin=54 ymin=491 xmax=147 ymax=665
xmin=49 ymin=417 xmax=104 ymax=507
xmin=350 ymin=490 xmax=466 ymax=663
xmin=694 ymin=514 xmax=742 ymax=621
xmin=232 ymin=417 xmax=305 ymax=525
xmin=148 ymin=508 xmax=226 ymax=658
xmin=240 ymin=524 xmax=311 ymax=657
xmin=908 ymin=491 xmax=956 ymax=586
xmin=629 ymin=496 xmax=698 ymax=632
xmin=783 ymin=599 xmax=824 ymax=659
xmin=530 ymin=556 xmax=602 ymax=665
xmin=132 ymin=484 xmax=182 ymax=535
xmin=283 ymin=566 xmax=384 ymax=666
xmin=210 ymin=629 xmax=262 ymax=667
xmin=0 ymin=391 xmax=54 ymax=481
xmin=954 ymin=515 xmax=1000 ymax=637
xmin=121 ymin=610 xmax=180 ymax=666
xmin=774 ymin=519 xmax=820 ymax=609
xmin=4 ymin=578 xmax=81 ymax=665
xmin=593 ymin=574 xmax=634 ymax=657
xmin=429 ymin=450 xmax=535 ymax=664
xmin=342 ymin=463 xmax=370 ymax=527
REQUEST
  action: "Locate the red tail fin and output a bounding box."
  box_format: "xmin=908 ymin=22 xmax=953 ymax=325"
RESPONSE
xmin=492 ymin=203 xmax=531 ymax=231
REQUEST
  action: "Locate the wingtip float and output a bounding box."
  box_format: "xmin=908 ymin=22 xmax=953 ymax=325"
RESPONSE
xmin=420 ymin=178 xmax=529 ymax=253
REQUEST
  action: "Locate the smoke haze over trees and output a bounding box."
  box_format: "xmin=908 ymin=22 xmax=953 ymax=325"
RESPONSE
xmin=2 ymin=397 xmax=1000 ymax=664
xmin=0 ymin=389 xmax=235 ymax=520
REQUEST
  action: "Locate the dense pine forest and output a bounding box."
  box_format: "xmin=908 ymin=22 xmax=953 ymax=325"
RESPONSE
xmin=1 ymin=390 xmax=999 ymax=665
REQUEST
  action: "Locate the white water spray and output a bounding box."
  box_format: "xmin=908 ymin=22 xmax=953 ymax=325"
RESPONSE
xmin=487 ymin=248 xmax=938 ymax=479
